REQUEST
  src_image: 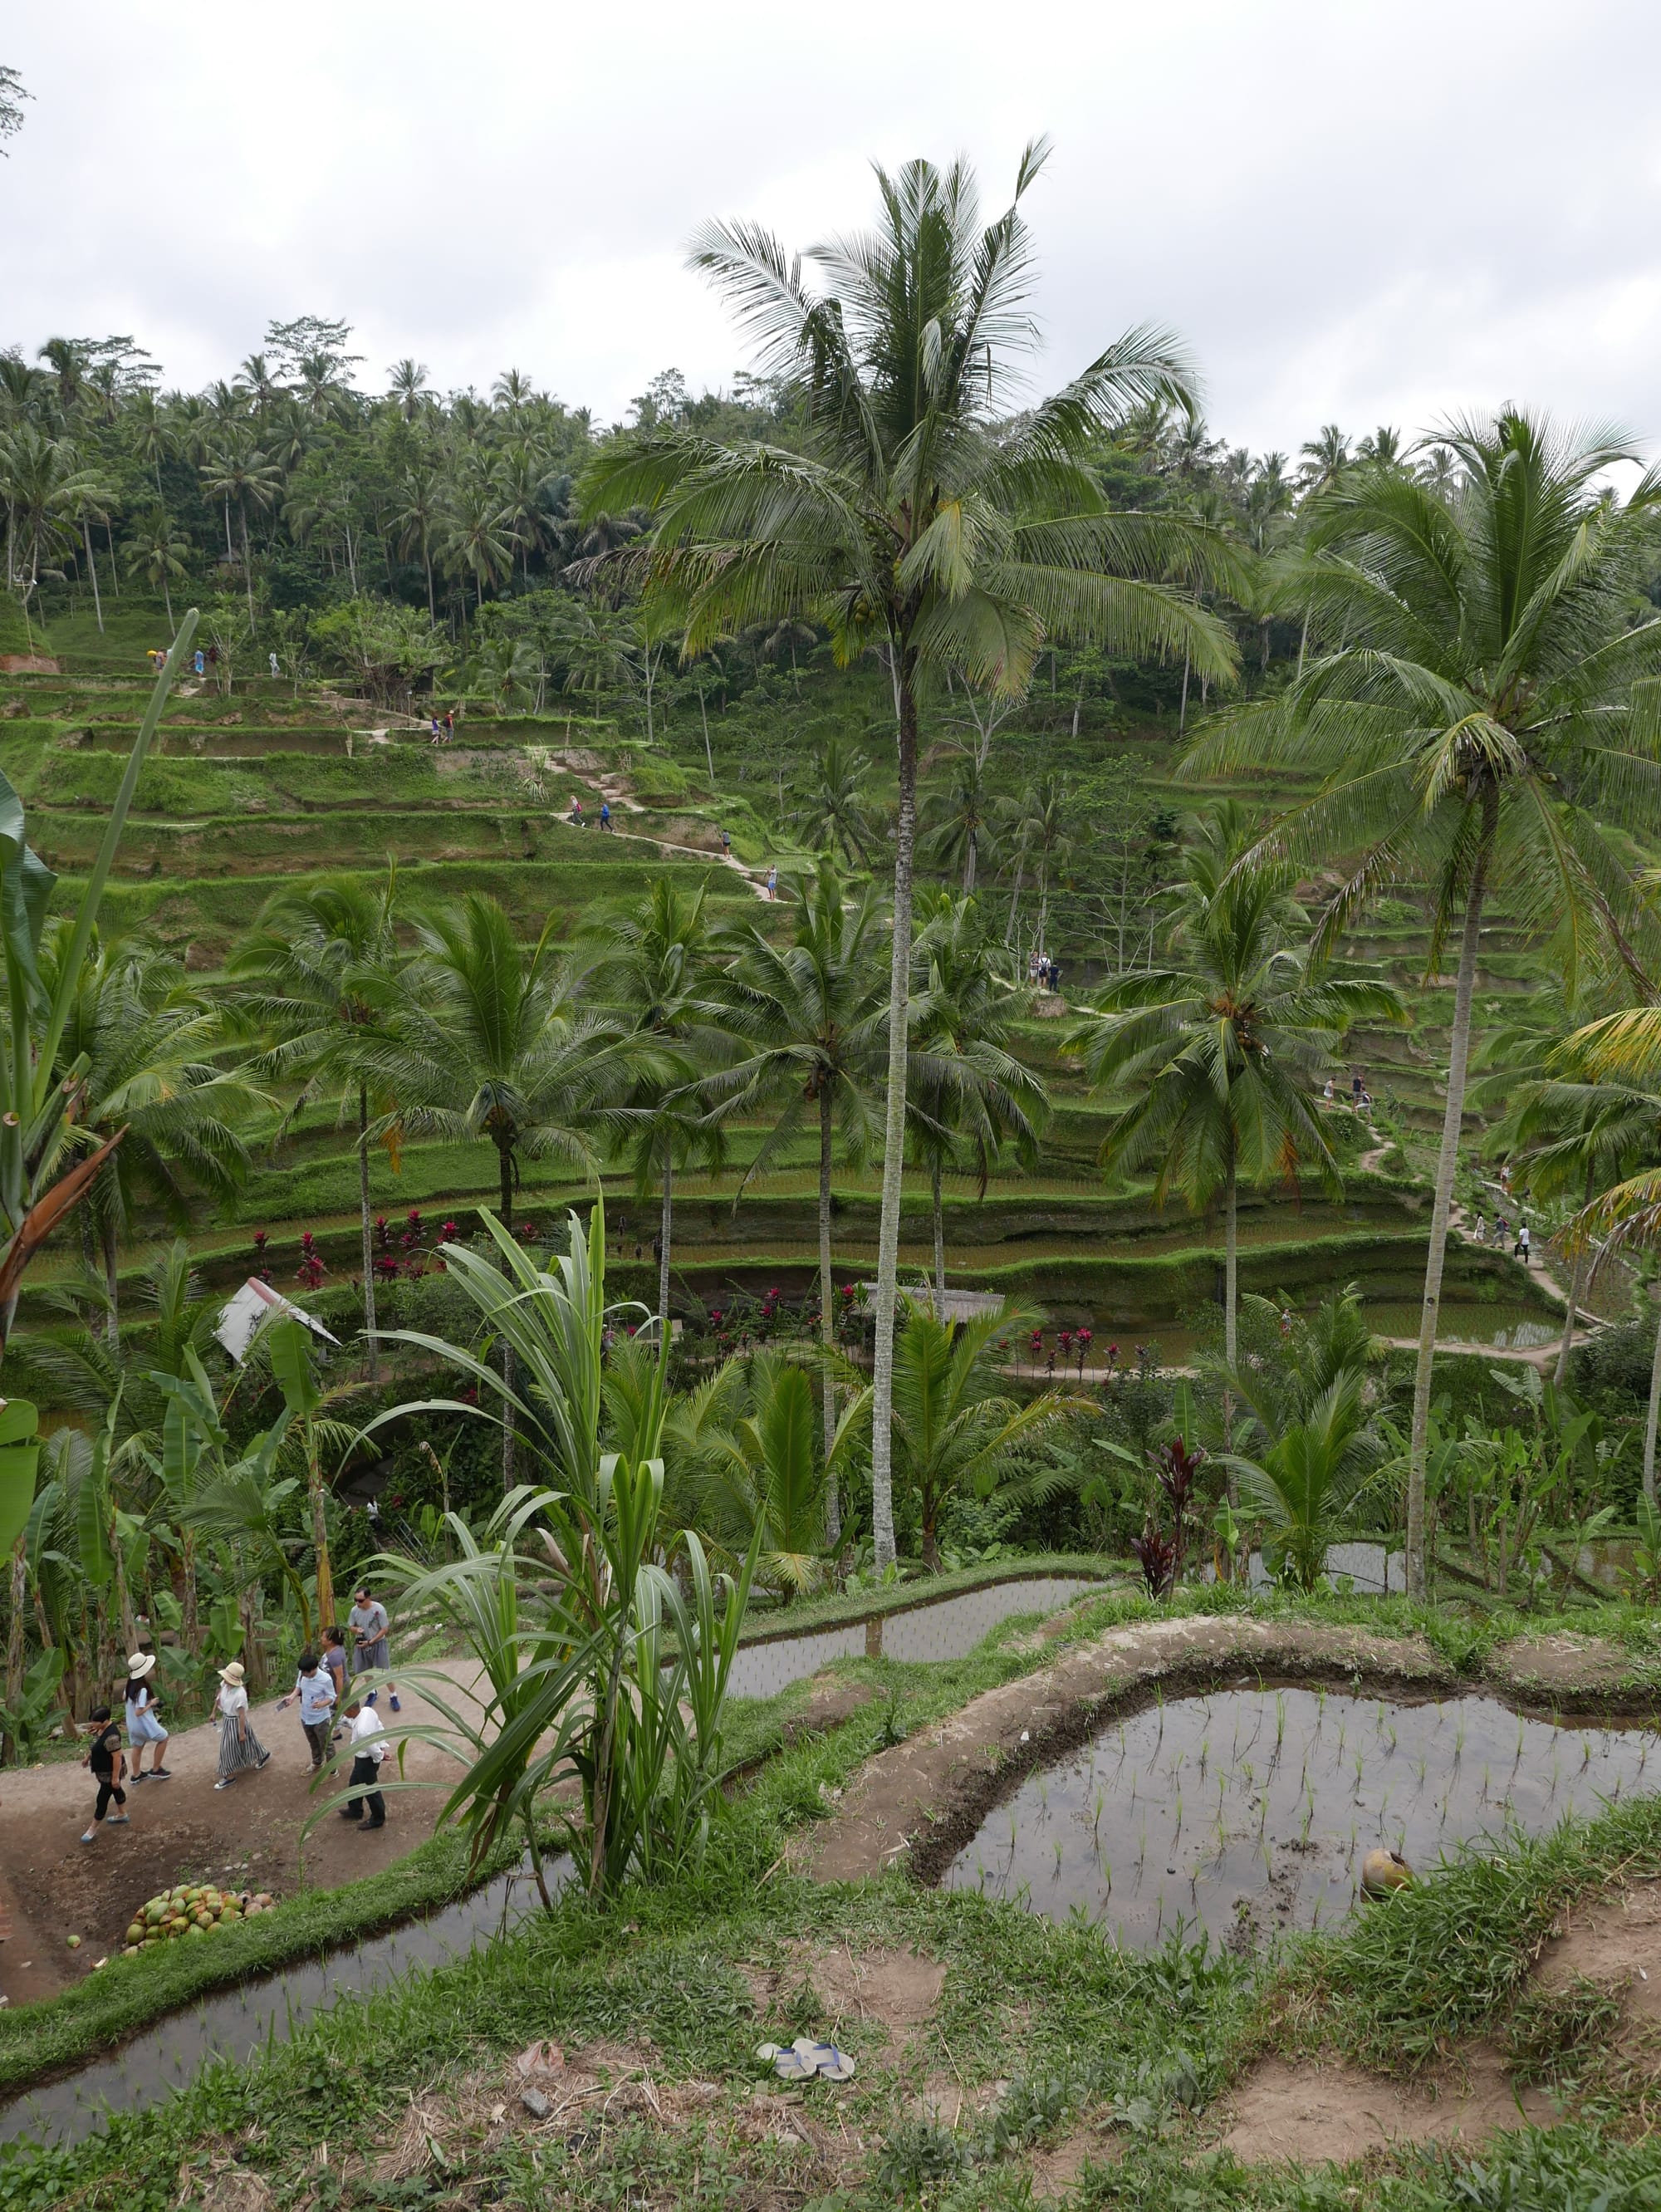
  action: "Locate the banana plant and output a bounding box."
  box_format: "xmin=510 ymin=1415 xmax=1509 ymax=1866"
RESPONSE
xmin=0 ymin=613 xmax=197 ymax=1351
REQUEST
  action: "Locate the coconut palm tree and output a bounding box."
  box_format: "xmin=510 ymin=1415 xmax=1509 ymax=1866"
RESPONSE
xmin=45 ymin=934 xmax=257 ymax=1346
xmin=199 ymin=440 xmax=282 ymax=621
xmin=666 ymin=1348 xmax=870 ymax=1597
xmin=124 ymin=510 xmax=189 ymax=625
xmin=584 ymin=141 xmax=1237 ymax=1565
xmin=907 ymin=890 xmax=1045 ymax=1313
xmin=373 ymin=895 xmax=631 ymax=1482
xmin=890 ymin=1293 xmax=1081 ymax=1570
xmin=228 ymin=874 xmax=403 ymax=1377
xmin=1186 ymin=411 xmax=1661 ymax=1592
xmin=996 ymin=772 xmax=1073 ymax=954
xmin=1065 ymin=807 xmax=1403 ymax=1469
xmin=923 ymin=739 xmax=997 ymax=893
xmin=789 ymin=734 xmax=880 ymax=865
xmin=713 ymin=860 xmax=889 ymax=1528
xmin=578 ymin=879 xmax=730 ymax=1327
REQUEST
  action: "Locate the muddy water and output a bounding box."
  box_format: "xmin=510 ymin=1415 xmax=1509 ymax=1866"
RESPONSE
xmin=0 ymin=1574 xmax=1100 ymax=2150
xmin=943 ymin=1687 xmax=1661 ymax=1950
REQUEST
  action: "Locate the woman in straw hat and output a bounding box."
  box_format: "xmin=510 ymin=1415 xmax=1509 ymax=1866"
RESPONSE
xmin=122 ymin=1651 xmax=170 ymax=1781
xmin=213 ymin=1661 xmax=272 ymax=1790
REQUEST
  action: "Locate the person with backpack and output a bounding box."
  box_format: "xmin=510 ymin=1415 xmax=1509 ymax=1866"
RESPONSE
xmin=80 ymin=1708 xmax=131 ymax=1842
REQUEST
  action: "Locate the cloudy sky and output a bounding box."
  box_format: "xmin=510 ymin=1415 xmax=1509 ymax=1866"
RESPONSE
xmin=7 ymin=0 xmax=1660 ymax=458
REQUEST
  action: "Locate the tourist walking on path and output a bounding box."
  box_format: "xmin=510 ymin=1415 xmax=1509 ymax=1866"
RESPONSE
xmin=322 ymin=1624 xmax=349 ymax=1735
xmin=338 ymin=1698 xmax=388 ymax=1829
xmin=213 ymin=1661 xmax=271 ymax=1791
xmin=277 ymin=1651 xmax=337 ymax=1772
xmin=348 ymin=1584 xmax=400 ymax=1710
xmin=1516 ymin=1219 xmax=1531 ymax=1262
xmin=767 ymin=864 xmax=777 ymax=900
xmin=123 ymin=1652 xmax=170 ymax=1781
xmin=80 ymin=1708 xmax=130 ymax=1842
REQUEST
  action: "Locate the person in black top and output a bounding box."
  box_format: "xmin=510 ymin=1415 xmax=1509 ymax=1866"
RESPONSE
xmin=81 ymin=1707 xmax=130 ymax=1842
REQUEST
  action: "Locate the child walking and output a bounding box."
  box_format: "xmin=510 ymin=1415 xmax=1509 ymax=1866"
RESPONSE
xmin=213 ymin=1661 xmax=271 ymax=1790
xmin=276 ymin=1651 xmax=337 ymax=1771
xmin=81 ymin=1708 xmax=131 ymax=1842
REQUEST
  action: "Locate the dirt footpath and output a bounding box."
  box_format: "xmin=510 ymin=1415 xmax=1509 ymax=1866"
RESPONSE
xmin=0 ymin=1660 xmax=483 ymax=2004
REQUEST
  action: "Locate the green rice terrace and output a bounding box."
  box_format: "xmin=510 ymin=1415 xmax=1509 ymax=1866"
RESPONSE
xmin=12 ymin=150 xmax=1661 ymax=2212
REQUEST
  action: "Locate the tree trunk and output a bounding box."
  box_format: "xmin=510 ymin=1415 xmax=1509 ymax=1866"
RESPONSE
xmin=920 ymin=1508 xmax=942 ymax=1574
xmin=818 ymin=1086 xmax=839 ymax=1545
xmin=1223 ymin=1158 xmax=1238 ymax=1498
xmin=499 ymin=1141 xmax=517 ymax=1489
xmin=1644 ymin=1294 xmax=1661 ymax=1509
xmin=932 ymin=1156 xmax=947 ymax=1322
xmin=963 ymin=828 xmax=976 ymax=895
xmin=358 ymin=1084 xmax=379 ymax=1381
xmin=658 ymin=1140 xmax=673 ymax=1326
xmin=241 ymin=502 xmax=256 ymax=626
xmin=81 ymin=513 xmax=104 ymax=634
xmin=1005 ymin=860 xmax=1025 ymax=942
xmin=1407 ymin=807 xmax=1493 ymax=1596
xmin=869 ymin=652 xmax=920 ymax=1572
xmin=106 ymin=518 xmax=120 ymax=598
xmin=1178 ymin=650 xmax=1190 ymax=737
xmin=182 ymin=1528 xmax=200 ymax=1657
xmin=424 ymin=544 xmax=435 ymax=622
xmin=307 ymin=1429 xmax=335 ymax=1637
xmin=1553 ymin=1164 xmax=1592 ymax=1389
xmin=101 ymin=1208 xmax=120 ymax=1351
xmin=698 ymin=686 xmax=715 ymax=788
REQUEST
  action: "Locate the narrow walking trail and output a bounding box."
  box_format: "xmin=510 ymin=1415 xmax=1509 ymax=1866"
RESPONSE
xmin=0 ymin=1661 xmax=483 ymax=2007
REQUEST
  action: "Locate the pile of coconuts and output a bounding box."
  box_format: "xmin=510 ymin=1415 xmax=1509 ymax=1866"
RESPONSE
xmin=123 ymin=1882 xmax=277 ymax=1954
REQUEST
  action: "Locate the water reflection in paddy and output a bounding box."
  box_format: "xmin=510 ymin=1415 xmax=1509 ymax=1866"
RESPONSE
xmin=943 ymin=1687 xmax=1660 ymax=1949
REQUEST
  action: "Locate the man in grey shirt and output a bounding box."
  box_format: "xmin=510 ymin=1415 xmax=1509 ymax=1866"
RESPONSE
xmin=347 ymin=1585 xmax=400 ymax=1712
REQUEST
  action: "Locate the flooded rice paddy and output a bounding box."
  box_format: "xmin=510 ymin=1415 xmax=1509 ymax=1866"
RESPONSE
xmin=943 ymin=1686 xmax=1661 ymax=1950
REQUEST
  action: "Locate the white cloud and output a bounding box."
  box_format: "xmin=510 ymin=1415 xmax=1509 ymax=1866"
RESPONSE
xmin=7 ymin=0 xmax=1661 ymax=453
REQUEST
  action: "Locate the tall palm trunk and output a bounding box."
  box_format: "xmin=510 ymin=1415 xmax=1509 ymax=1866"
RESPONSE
xmin=182 ymin=1528 xmax=200 ymax=1657
xmin=358 ymin=1083 xmax=379 ymax=1381
xmin=306 ymin=1425 xmax=336 ymax=1636
xmin=698 ymin=686 xmax=715 ymax=788
xmin=498 ymin=1140 xmax=517 ymax=1490
xmin=81 ymin=513 xmax=104 ymax=634
xmin=1222 ymin=1155 xmax=1237 ymax=1497
xmin=1553 ymin=1164 xmax=1593 ymax=1388
xmin=1407 ymin=804 xmax=1494 ymax=1596
xmin=100 ymin=1209 xmax=121 ymax=1351
xmin=240 ymin=502 xmax=256 ymax=625
xmin=963 ymin=829 xmax=976 ymax=895
xmin=818 ymin=1086 xmax=839 ymax=1544
xmin=1644 ymin=1294 xmax=1661 ymax=1508
xmin=658 ymin=1140 xmax=673 ymax=1325
xmin=870 ymin=654 xmax=919 ymax=1571
xmin=1178 ymin=649 xmax=1190 ymax=736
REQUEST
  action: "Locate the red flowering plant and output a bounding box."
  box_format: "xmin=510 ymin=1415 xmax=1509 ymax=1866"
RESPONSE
xmin=1075 ymin=1326 xmax=1094 ymax=1378
xmin=252 ymin=1229 xmax=272 ymax=1285
xmin=296 ymin=1230 xmax=326 ymax=1291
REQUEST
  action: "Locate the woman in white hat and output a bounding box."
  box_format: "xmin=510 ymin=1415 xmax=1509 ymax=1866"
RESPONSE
xmin=122 ymin=1652 xmax=170 ymax=1781
xmin=213 ymin=1661 xmax=271 ymax=1791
